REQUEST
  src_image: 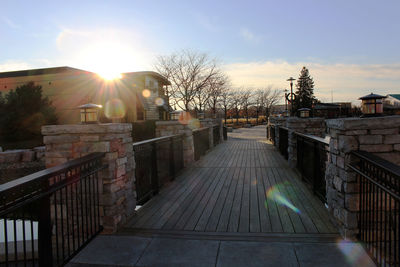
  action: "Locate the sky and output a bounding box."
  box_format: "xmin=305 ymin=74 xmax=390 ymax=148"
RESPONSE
xmin=1 ymin=0 xmax=400 ymax=104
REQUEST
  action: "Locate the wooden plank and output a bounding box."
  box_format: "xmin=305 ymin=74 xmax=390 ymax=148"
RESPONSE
xmin=174 ymin=167 xmax=222 ymax=230
xmin=227 ymin=167 xmax=245 ymax=232
xmin=256 ymin=167 xmax=271 ymax=232
xmin=195 ymin=167 xmax=231 ymax=231
xmin=238 ymin=167 xmax=250 ymax=232
xmin=260 ymin=167 xmax=283 ymax=232
xmin=270 ymin=167 xmax=306 ymax=233
xmin=216 ymin=167 xmax=240 ymax=232
xmin=249 ymin=167 xmax=261 ymax=232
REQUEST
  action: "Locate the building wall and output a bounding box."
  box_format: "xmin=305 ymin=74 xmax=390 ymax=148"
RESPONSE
xmin=0 ymin=71 xmax=168 ymax=124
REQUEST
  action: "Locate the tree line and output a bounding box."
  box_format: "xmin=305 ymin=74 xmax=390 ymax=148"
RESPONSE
xmin=155 ymin=49 xmax=281 ymax=124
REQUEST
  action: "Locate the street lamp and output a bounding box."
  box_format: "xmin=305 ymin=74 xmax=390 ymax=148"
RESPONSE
xmin=78 ymin=103 xmax=102 ymax=124
xmin=287 ymin=77 xmax=296 ymax=116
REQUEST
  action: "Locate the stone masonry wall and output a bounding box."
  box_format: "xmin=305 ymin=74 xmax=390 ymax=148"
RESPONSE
xmin=42 ymin=123 xmax=135 ymax=233
xmin=286 ymin=117 xmax=326 ymax=168
xmin=325 ymin=115 xmax=400 ymax=238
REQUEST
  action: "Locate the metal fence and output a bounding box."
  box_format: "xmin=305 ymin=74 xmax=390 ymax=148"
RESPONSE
xmin=278 ymin=126 xmax=288 ymax=159
xmin=0 ymin=152 xmax=105 ymax=266
xmin=348 ymin=151 xmax=400 ymax=267
xmin=133 ymin=134 xmax=184 ymax=205
xmin=213 ymin=125 xmax=221 ymax=146
xmin=193 ymin=127 xmax=210 ymax=161
xmin=296 ymin=133 xmax=329 ymax=203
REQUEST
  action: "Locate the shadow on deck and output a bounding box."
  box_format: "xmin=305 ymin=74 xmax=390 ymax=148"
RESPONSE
xmin=123 ymin=125 xmax=338 ymax=240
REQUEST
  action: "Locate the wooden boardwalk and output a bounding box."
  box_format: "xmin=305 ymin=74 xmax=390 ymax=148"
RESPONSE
xmin=124 ymin=126 xmax=338 ymax=238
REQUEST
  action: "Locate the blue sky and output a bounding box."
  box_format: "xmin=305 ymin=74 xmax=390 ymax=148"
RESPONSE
xmin=1 ymin=0 xmax=400 ymax=103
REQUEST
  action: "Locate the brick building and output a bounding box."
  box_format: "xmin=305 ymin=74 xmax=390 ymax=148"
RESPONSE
xmin=0 ymin=66 xmax=171 ymax=124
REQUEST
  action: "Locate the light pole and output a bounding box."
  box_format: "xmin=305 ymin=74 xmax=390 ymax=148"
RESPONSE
xmin=287 ymin=77 xmax=296 ymax=116
xmin=284 ymin=88 xmax=289 ymax=115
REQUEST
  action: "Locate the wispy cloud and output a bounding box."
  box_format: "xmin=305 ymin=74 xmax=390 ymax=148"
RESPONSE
xmin=2 ymin=17 xmax=19 ymax=29
xmin=0 ymin=61 xmax=32 ymax=72
xmin=223 ymin=60 xmax=400 ymax=103
xmin=239 ymin=27 xmax=262 ymax=44
xmin=195 ymin=14 xmax=220 ymax=32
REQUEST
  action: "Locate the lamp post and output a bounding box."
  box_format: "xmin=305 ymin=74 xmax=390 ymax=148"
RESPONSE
xmin=78 ymin=103 xmax=102 ymax=124
xmin=284 ymin=89 xmax=289 ymax=116
xmin=359 ymin=93 xmax=386 ymax=117
xmin=287 ymin=77 xmax=296 ymax=116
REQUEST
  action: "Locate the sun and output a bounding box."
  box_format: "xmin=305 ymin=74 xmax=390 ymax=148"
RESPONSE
xmin=97 ymin=71 xmax=122 ymax=81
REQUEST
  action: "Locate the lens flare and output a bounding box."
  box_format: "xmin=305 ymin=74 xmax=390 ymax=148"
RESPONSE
xmin=178 ymin=111 xmax=192 ymax=125
xmin=266 ymin=183 xmax=300 ymax=214
xmin=155 ymin=97 xmax=164 ymax=106
xmin=337 ymin=239 xmax=375 ymax=266
xmin=104 ymin=98 xmax=126 ymax=119
xmin=188 ymin=118 xmax=201 ymax=130
xmin=142 ymin=89 xmax=151 ymax=98
xmin=98 ymin=72 xmax=122 ymax=81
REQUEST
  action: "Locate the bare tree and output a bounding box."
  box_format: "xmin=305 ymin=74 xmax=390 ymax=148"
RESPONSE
xmin=207 ymin=74 xmax=229 ymax=115
xmin=219 ymin=86 xmax=233 ymax=124
xmin=230 ymin=90 xmax=242 ymax=125
xmin=155 ymin=50 xmax=220 ymax=111
xmin=261 ymin=87 xmax=281 ymax=118
xmin=240 ymin=89 xmax=253 ymax=124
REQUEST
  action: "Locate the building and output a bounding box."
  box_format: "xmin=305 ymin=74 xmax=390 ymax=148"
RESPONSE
xmin=313 ymin=102 xmax=352 ymax=118
xmin=0 ymin=66 xmax=171 ymax=124
xmin=384 ymin=94 xmax=400 ymax=115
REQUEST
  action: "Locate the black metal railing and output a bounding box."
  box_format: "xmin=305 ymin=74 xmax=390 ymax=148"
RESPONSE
xmin=296 ymin=133 xmax=329 ymax=203
xmin=213 ymin=125 xmax=220 ymax=146
xmin=0 ymin=152 xmax=105 ymax=266
xmin=193 ymin=127 xmax=210 ymax=161
xmin=269 ymin=125 xmax=275 ymax=145
xmin=133 ymin=134 xmax=184 ymax=205
xmin=223 ymin=126 xmax=227 ymax=141
xmin=348 ymin=151 xmax=400 ymax=267
xmin=278 ymin=126 xmax=288 ymax=159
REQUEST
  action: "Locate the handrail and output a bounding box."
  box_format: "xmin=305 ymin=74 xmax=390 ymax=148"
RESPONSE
xmin=293 ymin=131 xmax=330 ymax=145
xmin=351 ymin=150 xmax=400 ymax=177
xmin=132 ymin=134 xmax=183 ymax=146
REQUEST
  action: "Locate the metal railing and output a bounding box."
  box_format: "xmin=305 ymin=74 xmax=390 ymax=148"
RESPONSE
xmin=193 ymin=127 xmax=210 ymax=161
xmin=213 ymin=125 xmax=221 ymax=146
xmin=348 ymin=151 xmax=400 ymax=267
xmin=278 ymin=126 xmax=288 ymax=159
xmin=296 ymin=132 xmax=329 ymax=203
xmin=0 ymin=152 xmax=105 ymax=266
xmin=133 ymin=134 xmax=184 ymax=205
xmin=267 ymin=125 xmax=275 ymax=145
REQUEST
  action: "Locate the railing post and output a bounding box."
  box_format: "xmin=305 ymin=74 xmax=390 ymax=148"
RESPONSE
xmin=169 ymin=137 xmax=175 ymax=178
xmin=152 ymin=142 xmax=159 ymax=195
xmin=38 ymin=195 xmax=53 ymax=267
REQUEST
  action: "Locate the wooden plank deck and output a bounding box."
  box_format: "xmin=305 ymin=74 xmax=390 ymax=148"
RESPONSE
xmin=124 ymin=126 xmax=338 ymax=237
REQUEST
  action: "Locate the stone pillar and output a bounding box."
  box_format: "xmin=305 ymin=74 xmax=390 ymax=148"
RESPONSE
xmin=325 ymin=116 xmax=400 ymax=238
xmin=42 ymin=123 xmax=135 ymax=233
xmin=155 ymin=121 xmax=195 ymax=167
xmin=286 ymin=117 xmax=325 ymax=168
xmin=200 ymin=119 xmax=215 ymax=148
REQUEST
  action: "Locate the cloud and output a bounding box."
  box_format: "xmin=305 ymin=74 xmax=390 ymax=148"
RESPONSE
xmin=239 ymin=27 xmax=262 ymax=44
xmin=2 ymin=16 xmax=19 ymax=29
xmin=223 ymin=60 xmax=400 ymax=103
xmin=195 ymin=14 xmax=220 ymax=32
xmin=0 ymin=61 xmax=32 ymax=72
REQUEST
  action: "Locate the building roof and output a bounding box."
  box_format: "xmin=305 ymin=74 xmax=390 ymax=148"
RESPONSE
xmin=0 ymin=66 xmax=171 ymax=85
xmin=0 ymin=66 xmax=91 ymax=78
xmin=122 ymin=71 xmax=171 ymax=85
xmin=388 ymin=94 xmax=400 ymax=101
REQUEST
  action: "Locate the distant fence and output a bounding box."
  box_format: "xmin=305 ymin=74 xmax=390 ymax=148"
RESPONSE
xmin=278 ymin=127 xmax=288 ymax=159
xmin=0 ymin=152 xmax=105 ymax=266
xmin=348 ymin=151 xmax=400 ymax=267
xmin=295 ymin=132 xmax=329 ymax=203
xmin=193 ymin=128 xmax=210 ymax=161
xmin=133 ymin=135 xmax=184 ymax=205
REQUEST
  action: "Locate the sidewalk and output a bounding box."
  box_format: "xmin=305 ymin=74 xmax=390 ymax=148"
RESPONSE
xmin=67 ymin=235 xmax=376 ymax=267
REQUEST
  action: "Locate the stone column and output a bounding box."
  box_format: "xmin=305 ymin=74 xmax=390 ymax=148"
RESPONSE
xmin=325 ymin=116 xmax=400 ymax=238
xmin=286 ymin=117 xmax=325 ymax=168
xmin=42 ymin=123 xmax=135 ymax=233
xmin=155 ymin=121 xmax=195 ymax=167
